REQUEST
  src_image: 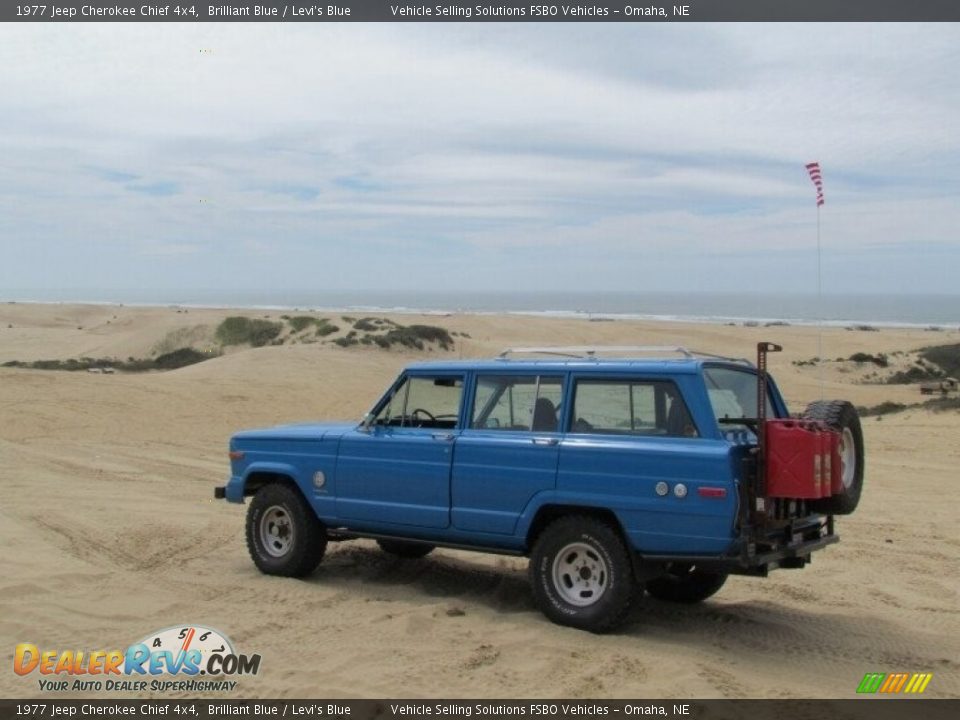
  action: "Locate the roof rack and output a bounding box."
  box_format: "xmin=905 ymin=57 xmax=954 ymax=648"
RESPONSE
xmin=496 ymin=346 xmax=751 ymax=363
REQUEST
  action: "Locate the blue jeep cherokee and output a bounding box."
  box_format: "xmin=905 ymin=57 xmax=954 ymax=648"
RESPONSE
xmin=215 ymin=344 xmax=864 ymax=632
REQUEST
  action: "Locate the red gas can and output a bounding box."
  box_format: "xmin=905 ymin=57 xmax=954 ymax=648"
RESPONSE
xmin=764 ymin=419 xmax=825 ymax=499
xmin=823 ymin=427 xmax=842 ymax=495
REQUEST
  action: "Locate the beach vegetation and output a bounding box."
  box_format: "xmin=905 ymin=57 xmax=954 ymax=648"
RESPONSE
xmin=380 ymin=324 xmax=454 ymax=351
xmin=315 ymin=321 xmax=339 ymax=337
xmin=848 ymin=352 xmax=889 ymax=368
xmin=925 ymin=396 xmax=960 ymax=412
xmin=327 ymin=322 xmax=454 ymax=352
xmin=353 ymin=317 xmax=379 ymax=332
xmin=287 ymin=315 xmax=318 ymax=333
xmin=887 ymin=365 xmax=942 ymax=384
xmin=1 ymin=347 xmax=217 ymax=373
xmin=215 ymin=316 xmax=283 ymax=347
xmin=150 ymin=325 xmax=214 ymax=356
xmin=919 ymin=343 xmax=960 ymax=378
xmin=859 ymin=395 xmax=960 ymax=417
xmin=858 ymin=401 xmax=909 ymax=417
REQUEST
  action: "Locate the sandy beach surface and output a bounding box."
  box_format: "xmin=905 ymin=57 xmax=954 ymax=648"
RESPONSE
xmin=1 ymin=302 xmax=957 ymax=699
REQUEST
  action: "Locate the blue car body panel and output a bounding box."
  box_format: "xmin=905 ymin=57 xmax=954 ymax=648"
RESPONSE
xmin=223 ymin=357 xmax=789 ymax=558
xmin=335 ymin=426 xmax=453 ymax=528
xmin=452 ymin=429 xmax=561 ymax=535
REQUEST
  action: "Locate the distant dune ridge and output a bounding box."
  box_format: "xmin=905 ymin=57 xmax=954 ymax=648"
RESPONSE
xmin=0 ymin=302 xmax=957 ymax=699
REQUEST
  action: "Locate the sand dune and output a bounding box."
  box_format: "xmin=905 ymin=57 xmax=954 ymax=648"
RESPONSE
xmin=1 ymin=304 xmax=957 ymax=698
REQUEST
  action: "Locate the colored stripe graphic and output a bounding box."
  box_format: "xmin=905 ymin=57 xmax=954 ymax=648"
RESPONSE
xmin=857 ymin=673 xmax=885 ymax=693
xmin=905 ymin=673 xmax=933 ymax=694
xmin=880 ymin=673 xmax=909 ymax=693
xmin=858 ymin=672 xmax=932 ymax=694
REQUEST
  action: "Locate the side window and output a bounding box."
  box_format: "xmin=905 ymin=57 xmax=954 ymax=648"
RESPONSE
xmin=703 ymin=367 xmax=775 ymax=429
xmin=373 ymin=375 xmax=463 ymax=429
xmin=571 ymin=380 xmax=698 ymax=438
xmin=471 ymin=375 xmax=564 ymax=432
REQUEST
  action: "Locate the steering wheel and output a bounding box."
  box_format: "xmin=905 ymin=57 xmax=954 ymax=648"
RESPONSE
xmin=410 ymin=408 xmax=436 ymax=423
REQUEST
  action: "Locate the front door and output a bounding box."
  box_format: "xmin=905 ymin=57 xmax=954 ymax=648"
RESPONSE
xmin=336 ymin=373 xmax=464 ymax=529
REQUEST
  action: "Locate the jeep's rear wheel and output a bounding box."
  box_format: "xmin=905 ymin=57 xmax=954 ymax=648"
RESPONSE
xmin=529 ymin=516 xmax=634 ymax=633
xmin=802 ymin=400 xmax=865 ymax=515
xmin=246 ymin=483 xmax=327 ymax=577
xmin=377 ymin=539 xmax=435 ymax=558
xmin=645 ymin=563 xmax=728 ymax=603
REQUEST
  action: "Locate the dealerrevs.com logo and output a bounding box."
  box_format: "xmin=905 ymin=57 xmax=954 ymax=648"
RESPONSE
xmin=14 ymin=625 xmax=261 ymax=693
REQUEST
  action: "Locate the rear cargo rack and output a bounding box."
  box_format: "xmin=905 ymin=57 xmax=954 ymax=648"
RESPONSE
xmin=497 ymin=345 xmax=751 ymax=363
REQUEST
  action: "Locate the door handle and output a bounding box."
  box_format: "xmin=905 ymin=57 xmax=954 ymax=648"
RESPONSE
xmin=532 ymin=437 xmax=559 ymax=446
xmin=432 ymin=433 xmax=455 ymax=442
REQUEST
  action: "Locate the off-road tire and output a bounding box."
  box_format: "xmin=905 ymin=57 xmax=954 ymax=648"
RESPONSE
xmin=377 ymin=539 xmax=435 ymax=559
xmin=645 ymin=564 xmax=728 ymax=603
xmin=246 ymin=483 xmax=327 ymax=577
xmin=803 ymin=399 xmax=865 ymax=515
xmin=529 ymin=515 xmax=635 ymax=633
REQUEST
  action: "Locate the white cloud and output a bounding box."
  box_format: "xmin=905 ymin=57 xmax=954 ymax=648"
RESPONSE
xmin=0 ymin=23 xmax=958 ymax=294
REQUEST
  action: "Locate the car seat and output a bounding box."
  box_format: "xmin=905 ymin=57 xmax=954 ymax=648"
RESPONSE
xmin=532 ymin=397 xmax=558 ymax=432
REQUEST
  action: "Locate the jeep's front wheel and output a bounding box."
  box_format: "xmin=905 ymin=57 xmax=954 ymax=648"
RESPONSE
xmin=529 ymin=516 xmax=634 ymax=633
xmin=645 ymin=563 xmax=728 ymax=603
xmin=246 ymin=483 xmax=327 ymax=577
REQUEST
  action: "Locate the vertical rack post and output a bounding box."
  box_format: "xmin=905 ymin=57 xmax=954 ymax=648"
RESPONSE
xmin=755 ymin=342 xmax=782 ymax=524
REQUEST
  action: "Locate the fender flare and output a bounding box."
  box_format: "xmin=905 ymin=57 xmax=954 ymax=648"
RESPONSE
xmin=515 ymin=491 xmax=630 ymax=548
xmin=240 ymin=462 xmax=304 ymax=496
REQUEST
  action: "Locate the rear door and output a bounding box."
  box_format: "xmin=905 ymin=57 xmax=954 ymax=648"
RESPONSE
xmin=451 ymin=373 xmax=564 ymax=534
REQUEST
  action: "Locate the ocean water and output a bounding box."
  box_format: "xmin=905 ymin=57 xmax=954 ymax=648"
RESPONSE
xmin=5 ymin=290 xmax=959 ymax=328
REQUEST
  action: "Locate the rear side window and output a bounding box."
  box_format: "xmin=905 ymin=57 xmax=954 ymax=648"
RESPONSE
xmin=472 ymin=375 xmax=564 ymax=432
xmin=571 ymin=380 xmax=698 ymax=437
xmin=703 ymin=367 xmax=775 ymax=429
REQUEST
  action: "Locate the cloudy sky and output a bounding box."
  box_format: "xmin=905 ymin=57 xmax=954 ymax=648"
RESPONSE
xmin=1 ymin=22 xmax=957 ymax=300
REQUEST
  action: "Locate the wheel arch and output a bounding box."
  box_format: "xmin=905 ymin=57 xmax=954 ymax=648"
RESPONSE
xmin=525 ymin=504 xmax=629 ymax=550
xmin=242 ymin=465 xmax=303 ymax=498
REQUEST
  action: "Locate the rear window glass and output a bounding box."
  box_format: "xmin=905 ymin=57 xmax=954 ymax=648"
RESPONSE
xmin=571 ymin=380 xmax=698 ymax=438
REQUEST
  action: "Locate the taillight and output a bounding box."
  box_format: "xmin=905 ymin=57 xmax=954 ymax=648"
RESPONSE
xmin=697 ymin=486 xmax=727 ymax=499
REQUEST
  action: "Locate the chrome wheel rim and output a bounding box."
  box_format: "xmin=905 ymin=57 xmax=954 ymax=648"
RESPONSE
xmin=840 ymin=427 xmax=856 ymax=489
xmin=260 ymin=505 xmax=294 ymax=557
xmin=552 ymin=542 xmax=609 ymax=607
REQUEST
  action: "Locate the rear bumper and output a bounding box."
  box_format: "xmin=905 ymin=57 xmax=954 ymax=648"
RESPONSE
xmin=732 ymin=513 xmax=837 ymax=574
xmin=639 ymin=514 xmax=837 ymax=576
xmin=747 ymin=525 xmax=838 ymax=566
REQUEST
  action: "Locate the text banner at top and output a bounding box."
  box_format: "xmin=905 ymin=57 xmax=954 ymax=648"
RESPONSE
xmin=4 ymin=0 xmax=959 ymax=23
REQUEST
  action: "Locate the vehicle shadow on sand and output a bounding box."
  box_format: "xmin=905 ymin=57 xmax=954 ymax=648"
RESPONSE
xmin=315 ymin=543 xmax=536 ymax=614
xmin=309 ymin=543 xmax=947 ymax=669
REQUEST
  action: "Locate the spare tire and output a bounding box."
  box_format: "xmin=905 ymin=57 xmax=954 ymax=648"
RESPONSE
xmin=802 ymin=400 xmax=864 ymax=515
